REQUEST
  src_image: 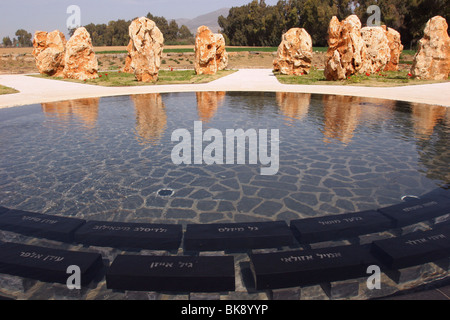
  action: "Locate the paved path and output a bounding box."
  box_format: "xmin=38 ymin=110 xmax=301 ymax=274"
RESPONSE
xmin=1 ymin=69 xmax=450 ymax=108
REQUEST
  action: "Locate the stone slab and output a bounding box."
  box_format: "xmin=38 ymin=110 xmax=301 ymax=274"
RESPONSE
xmin=378 ymin=196 xmax=450 ymax=227
xmin=290 ymin=210 xmax=394 ymax=244
xmin=371 ymin=224 xmax=450 ymax=269
xmin=0 ymin=209 xmax=86 ymax=242
xmin=250 ymin=245 xmax=378 ymax=290
xmin=0 ymin=242 xmax=103 ymax=285
xmin=106 ymin=255 xmax=235 ymax=293
xmin=74 ymin=221 xmax=182 ymax=250
xmin=184 ymin=221 xmax=294 ymax=251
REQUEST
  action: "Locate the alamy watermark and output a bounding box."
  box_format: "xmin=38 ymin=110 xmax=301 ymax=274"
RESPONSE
xmin=171 ymin=121 xmax=279 ymax=176
xmin=66 ymin=5 xmax=81 ymax=30
xmin=367 ymin=265 xmax=381 ymax=290
xmin=367 ymin=5 xmax=381 ymax=27
xmin=66 ymin=265 xmax=81 ymax=290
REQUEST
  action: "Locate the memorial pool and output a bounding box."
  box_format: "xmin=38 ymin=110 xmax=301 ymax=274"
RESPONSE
xmin=0 ymin=92 xmax=449 ymax=225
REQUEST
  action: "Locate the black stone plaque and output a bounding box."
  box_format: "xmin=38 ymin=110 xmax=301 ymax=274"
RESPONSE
xmin=0 ymin=206 xmax=9 ymax=215
xmin=290 ymin=210 xmax=394 ymax=244
xmin=371 ymin=225 xmax=450 ymax=269
xmin=74 ymin=221 xmax=182 ymax=250
xmin=421 ymin=186 xmax=450 ymax=200
xmin=106 ymin=255 xmax=235 ymax=292
xmin=249 ymin=245 xmax=378 ymax=290
xmin=184 ymin=221 xmax=294 ymax=251
xmin=0 ymin=209 xmax=86 ymax=242
xmin=378 ymin=196 xmax=450 ymax=227
xmin=0 ymin=242 xmax=103 ymax=285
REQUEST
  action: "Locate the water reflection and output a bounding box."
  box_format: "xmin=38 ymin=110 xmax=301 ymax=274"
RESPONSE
xmin=132 ymin=94 xmax=167 ymax=145
xmin=41 ymin=98 xmax=99 ymax=129
xmin=276 ymin=92 xmax=311 ymax=123
xmin=322 ymin=95 xmax=362 ymax=145
xmin=196 ymin=91 xmax=226 ymax=122
xmin=411 ymin=104 xmax=447 ymax=138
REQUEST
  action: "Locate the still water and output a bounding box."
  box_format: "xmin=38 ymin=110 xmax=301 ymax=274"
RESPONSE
xmin=0 ymin=92 xmax=448 ymax=225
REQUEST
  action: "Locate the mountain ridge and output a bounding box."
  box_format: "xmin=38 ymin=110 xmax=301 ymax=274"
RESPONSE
xmin=176 ymin=8 xmax=229 ymax=34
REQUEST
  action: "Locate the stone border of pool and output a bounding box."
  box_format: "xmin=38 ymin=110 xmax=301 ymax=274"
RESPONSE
xmin=0 ymin=187 xmax=449 ymax=300
xmin=0 ymin=69 xmax=449 ymax=109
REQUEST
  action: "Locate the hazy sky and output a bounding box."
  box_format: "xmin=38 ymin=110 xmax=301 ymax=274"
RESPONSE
xmin=0 ymin=0 xmax=279 ymax=39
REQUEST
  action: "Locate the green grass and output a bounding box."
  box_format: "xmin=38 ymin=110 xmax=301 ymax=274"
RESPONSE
xmin=30 ymin=70 xmax=237 ymax=86
xmin=0 ymin=85 xmax=18 ymax=95
xmin=275 ymin=67 xmax=449 ymax=87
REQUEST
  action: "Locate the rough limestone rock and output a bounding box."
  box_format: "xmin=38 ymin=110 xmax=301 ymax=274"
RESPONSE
xmin=128 ymin=17 xmax=164 ymax=82
xmin=324 ymin=15 xmax=367 ymax=80
xmin=122 ymin=40 xmax=134 ymax=73
xmin=32 ymin=30 xmax=67 ymax=77
xmin=361 ymin=27 xmax=391 ymax=74
xmin=273 ymin=28 xmax=313 ymax=75
xmin=411 ymin=16 xmax=450 ymax=80
xmin=195 ymin=26 xmax=228 ymax=75
xmin=63 ymin=27 xmax=98 ymax=80
xmin=215 ymin=34 xmax=229 ymax=71
xmin=381 ymin=26 xmax=404 ymax=71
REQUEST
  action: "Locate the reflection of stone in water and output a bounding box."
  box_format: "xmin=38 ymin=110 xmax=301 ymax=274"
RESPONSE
xmin=357 ymin=99 xmax=395 ymax=123
xmin=132 ymin=94 xmax=167 ymax=144
xmin=196 ymin=91 xmax=226 ymax=122
xmin=276 ymin=92 xmax=311 ymax=123
xmin=41 ymin=98 xmax=99 ymax=129
xmin=411 ymin=104 xmax=447 ymax=138
xmin=322 ymin=96 xmax=361 ymax=145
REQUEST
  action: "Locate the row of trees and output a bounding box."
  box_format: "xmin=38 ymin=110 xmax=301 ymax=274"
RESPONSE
xmin=218 ymin=0 xmax=450 ymax=48
xmin=69 ymin=13 xmax=193 ymax=46
xmin=4 ymin=1 xmax=448 ymax=48
xmin=2 ymin=13 xmax=194 ymax=48
xmin=2 ymin=29 xmax=33 ymax=47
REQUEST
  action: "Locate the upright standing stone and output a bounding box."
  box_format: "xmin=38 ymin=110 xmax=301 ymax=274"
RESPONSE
xmin=63 ymin=27 xmax=99 ymax=80
xmin=273 ymin=28 xmax=313 ymax=75
xmin=324 ymin=15 xmax=367 ymax=81
xmin=361 ymin=27 xmax=391 ymax=74
xmin=215 ymin=33 xmax=229 ymax=71
xmin=382 ymin=26 xmax=404 ymax=71
xmin=32 ymin=30 xmax=67 ymax=77
xmin=122 ymin=40 xmax=134 ymax=73
xmin=411 ymin=16 xmax=450 ymax=80
xmin=194 ymin=26 xmax=228 ymax=75
xmin=128 ymin=17 xmax=164 ymax=82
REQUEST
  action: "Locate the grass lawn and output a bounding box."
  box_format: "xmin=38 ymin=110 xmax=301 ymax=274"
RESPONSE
xmin=275 ymin=67 xmax=449 ymax=87
xmin=31 ymin=70 xmax=237 ymax=86
xmin=0 ymin=85 xmax=18 ymax=95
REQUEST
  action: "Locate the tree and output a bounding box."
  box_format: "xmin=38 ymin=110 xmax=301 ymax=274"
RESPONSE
xmin=146 ymin=12 xmax=170 ymax=37
xmin=179 ymin=25 xmax=193 ymax=39
xmin=167 ymin=20 xmax=180 ymax=42
xmin=353 ymin=0 xmax=450 ymax=49
xmin=2 ymin=36 xmax=12 ymax=47
xmin=15 ymin=29 xmax=32 ymax=47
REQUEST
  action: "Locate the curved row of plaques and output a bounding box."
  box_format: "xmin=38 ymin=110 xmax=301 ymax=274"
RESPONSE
xmin=0 ymin=187 xmax=448 ymax=293
xmin=0 ymin=224 xmax=448 ymax=292
xmin=0 ymin=187 xmax=448 ymax=252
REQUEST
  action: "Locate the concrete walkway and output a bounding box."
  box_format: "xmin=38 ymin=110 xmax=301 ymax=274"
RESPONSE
xmin=1 ymin=69 xmax=450 ymax=108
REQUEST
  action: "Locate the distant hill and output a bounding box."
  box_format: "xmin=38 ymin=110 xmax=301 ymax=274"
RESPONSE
xmin=176 ymin=8 xmax=230 ymax=35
